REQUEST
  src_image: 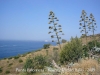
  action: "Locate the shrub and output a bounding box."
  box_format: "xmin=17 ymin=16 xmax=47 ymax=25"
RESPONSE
xmin=53 ymin=47 xmax=58 ymax=50
xmin=8 ymin=63 xmax=13 ymax=67
xmin=24 ymin=58 xmax=34 ymax=73
xmin=27 ymin=52 xmax=31 ymax=54
xmin=46 ymin=50 xmax=48 ymax=55
xmin=14 ymin=56 xmax=19 ymax=59
xmin=82 ymin=45 xmax=89 ymax=57
xmin=19 ymin=59 xmax=23 ymax=63
xmin=24 ymin=55 xmax=48 ymax=73
xmin=35 ymin=49 xmax=41 ymax=52
xmin=22 ymin=54 xmax=27 ymax=57
xmin=33 ymin=55 xmax=47 ymax=69
xmin=60 ymin=36 xmax=83 ymax=64
xmin=4 ymin=58 xmax=7 ymax=59
xmin=5 ymin=70 xmax=10 ymax=74
xmin=62 ymin=39 xmax=67 ymax=43
xmin=7 ymin=61 xmax=9 ymax=63
xmin=8 ymin=57 xmax=13 ymax=59
xmin=0 ymin=68 xmax=2 ymax=73
xmin=43 ymin=44 xmax=50 ymax=49
xmin=88 ymin=40 xmax=100 ymax=50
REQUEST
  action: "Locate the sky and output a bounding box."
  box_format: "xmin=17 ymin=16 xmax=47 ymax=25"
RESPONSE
xmin=0 ymin=0 xmax=100 ymax=41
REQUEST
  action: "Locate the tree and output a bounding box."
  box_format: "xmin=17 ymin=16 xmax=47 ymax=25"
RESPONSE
xmin=60 ymin=36 xmax=83 ymax=64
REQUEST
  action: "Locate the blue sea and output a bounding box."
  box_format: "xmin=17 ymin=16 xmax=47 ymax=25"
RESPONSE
xmin=0 ymin=40 xmax=56 ymax=59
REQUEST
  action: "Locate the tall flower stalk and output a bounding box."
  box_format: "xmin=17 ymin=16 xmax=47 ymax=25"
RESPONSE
xmin=79 ymin=10 xmax=90 ymax=45
xmin=89 ymin=13 xmax=97 ymax=47
xmin=48 ymin=11 xmax=64 ymax=50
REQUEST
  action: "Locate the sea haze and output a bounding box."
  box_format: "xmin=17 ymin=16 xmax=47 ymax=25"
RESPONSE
xmin=0 ymin=40 xmax=56 ymax=59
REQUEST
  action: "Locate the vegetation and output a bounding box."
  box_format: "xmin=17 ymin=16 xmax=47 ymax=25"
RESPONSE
xmin=7 ymin=61 xmax=9 ymax=63
xmin=0 ymin=68 xmax=3 ymax=73
xmin=53 ymin=47 xmax=58 ymax=50
xmin=19 ymin=59 xmax=23 ymax=63
xmin=60 ymin=36 xmax=83 ymax=64
xmin=82 ymin=45 xmax=89 ymax=57
xmin=8 ymin=63 xmax=13 ymax=67
xmin=14 ymin=56 xmax=19 ymax=59
xmin=46 ymin=50 xmax=48 ymax=56
xmin=48 ymin=11 xmax=64 ymax=50
xmin=53 ymin=49 xmax=59 ymax=63
xmin=0 ymin=10 xmax=100 ymax=75
xmin=88 ymin=40 xmax=100 ymax=50
xmin=5 ymin=70 xmax=10 ymax=74
xmin=24 ymin=55 xmax=48 ymax=73
xmin=8 ymin=57 xmax=13 ymax=59
xmin=43 ymin=44 xmax=50 ymax=49
xmin=62 ymin=39 xmax=67 ymax=43
xmin=24 ymin=58 xmax=34 ymax=72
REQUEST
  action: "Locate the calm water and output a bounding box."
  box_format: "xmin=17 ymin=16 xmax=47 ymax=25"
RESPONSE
xmin=0 ymin=40 xmax=56 ymax=59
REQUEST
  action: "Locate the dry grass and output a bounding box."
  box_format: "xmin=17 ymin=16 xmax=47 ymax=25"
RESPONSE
xmin=61 ymin=58 xmax=100 ymax=75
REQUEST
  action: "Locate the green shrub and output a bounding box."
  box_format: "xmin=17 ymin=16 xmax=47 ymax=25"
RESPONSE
xmin=5 ymin=70 xmax=10 ymax=74
xmin=14 ymin=56 xmax=19 ymax=59
xmin=8 ymin=63 xmax=13 ymax=67
xmin=53 ymin=47 xmax=58 ymax=50
xmin=22 ymin=54 xmax=27 ymax=57
xmin=35 ymin=49 xmax=41 ymax=52
xmin=7 ymin=61 xmax=9 ymax=63
xmin=24 ymin=58 xmax=34 ymax=72
xmin=60 ymin=36 xmax=83 ymax=64
xmin=24 ymin=55 xmax=48 ymax=73
xmin=82 ymin=45 xmax=89 ymax=57
xmin=8 ymin=57 xmax=13 ymax=59
xmin=19 ymin=59 xmax=23 ymax=63
xmin=0 ymin=68 xmax=2 ymax=73
xmin=27 ymin=52 xmax=31 ymax=54
xmin=62 ymin=39 xmax=67 ymax=43
xmin=46 ymin=50 xmax=48 ymax=55
xmin=88 ymin=40 xmax=100 ymax=50
xmin=33 ymin=55 xmax=47 ymax=69
xmin=4 ymin=58 xmax=7 ymax=60
xmin=43 ymin=44 xmax=50 ymax=49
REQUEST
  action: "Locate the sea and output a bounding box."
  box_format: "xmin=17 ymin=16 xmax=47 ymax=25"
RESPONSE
xmin=0 ymin=40 xmax=56 ymax=59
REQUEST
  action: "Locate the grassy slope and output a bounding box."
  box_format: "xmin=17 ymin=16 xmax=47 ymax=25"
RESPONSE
xmin=0 ymin=34 xmax=100 ymax=75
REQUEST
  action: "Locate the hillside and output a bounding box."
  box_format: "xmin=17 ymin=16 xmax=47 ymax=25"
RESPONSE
xmin=0 ymin=34 xmax=100 ymax=75
xmin=81 ymin=33 xmax=100 ymax=45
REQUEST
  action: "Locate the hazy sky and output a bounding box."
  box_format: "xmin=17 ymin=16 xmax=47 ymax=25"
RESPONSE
xmin=0 ymin=0 xmax=100 ymax=41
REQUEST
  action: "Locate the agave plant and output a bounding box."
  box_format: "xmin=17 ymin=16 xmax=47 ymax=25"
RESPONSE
xmin=79 ymin=10 xmax=90 ymax=45
xmin=48 ymin=11 xmax=64 ymax=49
xmin=88 ymin=13 xmax=97 ymax=47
